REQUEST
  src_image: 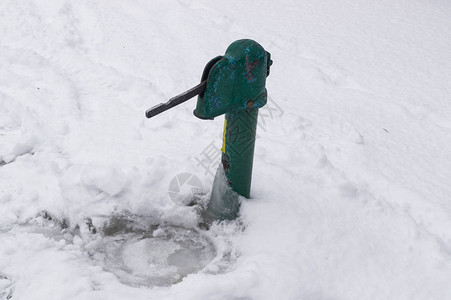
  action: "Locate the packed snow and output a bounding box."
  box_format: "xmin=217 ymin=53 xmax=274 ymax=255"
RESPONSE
xmin=1 ymin=0 xmax=451 ymax=299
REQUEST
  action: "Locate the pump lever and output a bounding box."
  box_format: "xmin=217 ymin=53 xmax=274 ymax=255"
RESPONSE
xmin=145 ymin=80 xmax=207 ymax=118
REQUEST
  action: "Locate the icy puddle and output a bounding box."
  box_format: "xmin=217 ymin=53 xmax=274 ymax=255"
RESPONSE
xmin=91 ymin=225 xmax=216 ymax=287
xmin=1 ymin=214 xmax=219 ymax=294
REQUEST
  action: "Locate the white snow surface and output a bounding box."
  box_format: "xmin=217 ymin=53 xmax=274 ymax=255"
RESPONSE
xmin=1 ymin=0 xmax=451 ymax=299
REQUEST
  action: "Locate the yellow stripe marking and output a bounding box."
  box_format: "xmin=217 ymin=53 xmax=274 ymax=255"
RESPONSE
xmin=221 ymin=119 xmax=227 ymax=153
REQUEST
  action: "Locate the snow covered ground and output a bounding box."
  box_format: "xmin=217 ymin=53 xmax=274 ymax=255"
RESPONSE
xmin=1 ymin=0 xmax=451 ymax=299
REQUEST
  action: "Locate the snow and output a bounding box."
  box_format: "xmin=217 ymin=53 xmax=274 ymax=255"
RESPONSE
xmin=1 ymin=0 xmax=451 ymax=299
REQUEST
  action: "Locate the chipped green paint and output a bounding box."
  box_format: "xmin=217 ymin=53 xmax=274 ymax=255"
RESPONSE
xmin=194 ymin=39 xmax=272 ymax=222
xmin=194 ymin=39 xmax=270 ymax=120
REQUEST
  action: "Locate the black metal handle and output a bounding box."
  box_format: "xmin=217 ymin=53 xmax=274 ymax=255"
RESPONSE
xmin=145 ymin=80 xmax=207 ymax=118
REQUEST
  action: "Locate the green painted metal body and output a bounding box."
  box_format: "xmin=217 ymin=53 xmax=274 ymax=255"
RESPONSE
xmin=221 ymin=109 xmax=259 ymax=198
xmin=194 ymin=39 xmax=272 ymax=222
xmin=194 ymin=39 xmax=269 ymax=120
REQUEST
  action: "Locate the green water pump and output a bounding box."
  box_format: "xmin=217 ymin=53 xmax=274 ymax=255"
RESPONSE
xmin=146 ymin=39 xmax=272 ymax=222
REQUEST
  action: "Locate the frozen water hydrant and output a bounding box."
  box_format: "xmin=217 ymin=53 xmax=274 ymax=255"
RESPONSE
xmin=146 ymin=39 xmax=272 ymax=223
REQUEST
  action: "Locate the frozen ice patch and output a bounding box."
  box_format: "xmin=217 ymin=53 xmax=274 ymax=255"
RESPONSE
xmin=88 ymin=217 xmax=216 ymax=287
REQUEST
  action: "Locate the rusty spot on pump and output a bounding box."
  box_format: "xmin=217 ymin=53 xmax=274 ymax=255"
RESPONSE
xmin=245 ymin=56 xmax=259 ymax=82
xmin=222 ymin=155 xmax=230 ymax=173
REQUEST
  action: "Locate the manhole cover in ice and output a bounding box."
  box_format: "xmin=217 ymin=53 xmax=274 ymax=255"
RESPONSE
xmin=92 ymin=225 xmax=216 ymax=287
